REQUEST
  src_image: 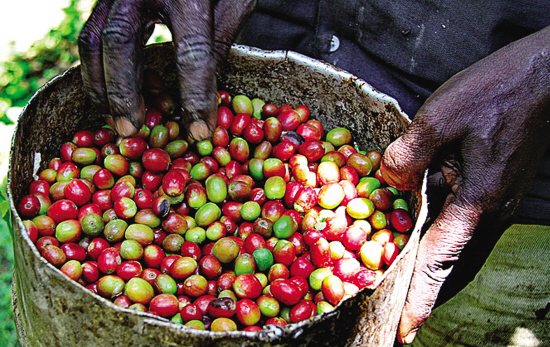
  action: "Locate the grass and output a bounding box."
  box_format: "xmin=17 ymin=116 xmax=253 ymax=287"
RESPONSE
xmin=0 ymin=236 xmax=17 ymax=346
xmin=0 ymin=176 xmax=19 ymax=346
xmin=0 ymin=2 xmax=87 ymax=341
xmin=0 ymin=3 xmax=171 ymax=345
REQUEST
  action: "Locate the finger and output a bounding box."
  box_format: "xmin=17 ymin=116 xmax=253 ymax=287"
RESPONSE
xmin=101 ymin=0 xmax=149 ymax=137
xmin=212 ymin=0 xmax=257 ymax=69
xmin=381 ymin=91 xmax=473 ymax=191
xmin=426 ymin=171 xmax=446 ymax=188
xmin=78 ymin=0 xmax=116 ymax=113
xmin=381 ymin=119 xmax=442 ymax=191
xmin=427 ymin=158 xmax=462 ymax=191
xmin=397 ymin=195 xmax=481 ymax=344
xmin=169 ymin=0 xmax=217 ymax=141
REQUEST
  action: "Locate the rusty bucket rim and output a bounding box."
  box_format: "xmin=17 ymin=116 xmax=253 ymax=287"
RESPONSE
xmin=8 ymin=43 xmax=427 ymax=344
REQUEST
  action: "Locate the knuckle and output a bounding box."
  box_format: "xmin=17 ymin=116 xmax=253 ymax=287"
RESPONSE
xmin=449 ymin=194 xmax=483 ymax=225
xmin=423 ymin=261 xmax=453 ymax=285
xmin=381 ymin=144 xmax=423 ymax=190
xmin=239 ymin=0 xmax=257 ymax=14
xmin=102 ymin=17 xmax=136 ymax=48
xmin=78 ymin=26 xmax=101 ymax=52
xmin=175 ymin=37 xmax=213 ymax=67
xmin=417 ymin=243 xmax=456 ymax=284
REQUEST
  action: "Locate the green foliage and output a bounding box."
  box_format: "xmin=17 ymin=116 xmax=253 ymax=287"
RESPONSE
xmin=0 ymin=1 xmax=85 ymax=344
xmin=0 ymin=0 xmax=85 ymax=125
xmin=0 ymin=175 xmax=17 ymax=346
xmin=0 ymin=4 xmax=171 ymax=343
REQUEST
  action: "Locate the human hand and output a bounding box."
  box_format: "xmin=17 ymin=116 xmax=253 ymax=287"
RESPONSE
xmin=381 ymin=26 xmax=550 ymax=344
xmin=78 ymin=0 xmax=256 ymax=139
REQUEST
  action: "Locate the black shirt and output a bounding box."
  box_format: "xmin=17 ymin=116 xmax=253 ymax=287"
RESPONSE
xmin=237 ymin=0 xmax=550 ymax=224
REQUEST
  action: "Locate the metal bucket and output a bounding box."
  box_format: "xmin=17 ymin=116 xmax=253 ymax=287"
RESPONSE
xmin=9 ymin=43 xmax=428 ymax=346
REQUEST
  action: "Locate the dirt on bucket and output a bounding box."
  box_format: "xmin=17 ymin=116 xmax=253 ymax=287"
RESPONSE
xmin=9 ymin=43 xmax=427 ymax=347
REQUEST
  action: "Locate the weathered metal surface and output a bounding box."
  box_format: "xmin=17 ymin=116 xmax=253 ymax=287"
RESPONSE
xmin=9 ymin=43 xmax=428 ymax=347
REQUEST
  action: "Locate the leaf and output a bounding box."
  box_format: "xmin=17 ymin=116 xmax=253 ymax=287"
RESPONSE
xmin=0 ymin=201 xmax=9 ymax=219
xmin=0 ymin=218 xmax=14 ymax=263
xmin=0 ymin=174 xmax=8 ymax=200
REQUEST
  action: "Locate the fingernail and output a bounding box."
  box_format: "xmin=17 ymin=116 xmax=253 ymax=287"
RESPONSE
xmin=189 ymin=120 xmax=212 ymax=141
xmin=379 ymin=162 xmax=401 ymax=188
xmin=380 ymin=160 xmax=417 ymax=191
xmin=402 ymin=331 xmax=417 ymax=345
xmin=105 ymin=115 xmax=116 ymax=131
xmin=116 ymin=118 xmax=138 ymax=137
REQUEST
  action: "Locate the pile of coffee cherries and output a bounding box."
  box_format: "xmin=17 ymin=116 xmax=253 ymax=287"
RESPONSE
xmin=17 ymin=88 xmax=414 ymax=332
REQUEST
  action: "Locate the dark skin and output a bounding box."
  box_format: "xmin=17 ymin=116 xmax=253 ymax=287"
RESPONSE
xmin=79 ymin=2 xmax=550 ymax=343
xmin=382 ymin=25 xmax=550 ymax=344
xmin=78 ymin=0 xmax=256 ymax=139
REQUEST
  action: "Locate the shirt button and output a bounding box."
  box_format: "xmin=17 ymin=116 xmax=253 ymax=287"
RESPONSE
xmin=329 ymin=35 xmax=340 ymax=53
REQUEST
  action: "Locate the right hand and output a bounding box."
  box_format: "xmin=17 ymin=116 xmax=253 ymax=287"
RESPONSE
xmin=78 ymin=0 xmax=256 ymax=139
xmin=381 ymin=25 xmax=550 ymax=344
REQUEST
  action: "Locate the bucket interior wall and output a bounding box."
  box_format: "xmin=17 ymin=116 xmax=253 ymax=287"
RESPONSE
xmin=9 ymin=43 xmax=427 ymax=347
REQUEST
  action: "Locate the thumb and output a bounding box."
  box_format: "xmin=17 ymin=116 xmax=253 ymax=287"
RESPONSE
xmin=380 ymin=109 xmax=460 ymax=190
xmin=381 ymin=120 xmax=442 ymax=191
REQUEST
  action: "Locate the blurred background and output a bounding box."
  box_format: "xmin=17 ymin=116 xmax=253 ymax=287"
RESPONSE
xmin=0 ymin=1 xmax=169 ymax=345
xmin=0 ymin=1 xmax=89 ymax=344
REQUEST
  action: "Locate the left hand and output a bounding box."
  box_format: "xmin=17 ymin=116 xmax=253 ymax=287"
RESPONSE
xmin=78 ymin=0 xmax=256 ymax=139
xmin=381 ymin=26 xmax=550 ymax=344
